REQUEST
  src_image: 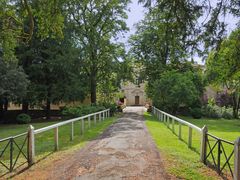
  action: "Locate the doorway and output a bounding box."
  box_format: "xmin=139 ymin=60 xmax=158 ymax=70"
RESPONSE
xmin=135 ymin=96 xmax=140 ymax=105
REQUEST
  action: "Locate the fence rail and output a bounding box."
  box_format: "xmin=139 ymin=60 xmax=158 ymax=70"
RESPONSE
xmin=205 ymin=133 xmax=235 ymax=177
xmin=0 ymin=109 xmax=110 ymax=174
xmin=152 ymin=106 xmax=240 ymax=180
xmin=0 ymin=132 xmax=28 ymax=174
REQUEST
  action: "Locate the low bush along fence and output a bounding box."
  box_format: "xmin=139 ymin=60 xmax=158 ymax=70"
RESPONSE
xmin=152 ymin=107 xmax=240 ymax=180
xmin=0 ymin=109 xmax=110 ymax=175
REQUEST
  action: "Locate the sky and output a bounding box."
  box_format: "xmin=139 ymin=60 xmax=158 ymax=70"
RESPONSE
xmin=121 ymin=0 xmax=238 ymax=64
xmin=120 ymin=1 xmax=145 ymax=45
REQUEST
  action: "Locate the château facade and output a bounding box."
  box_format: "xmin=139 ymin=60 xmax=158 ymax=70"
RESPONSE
xmin=120 ymin=81 xmax=150 ymax=106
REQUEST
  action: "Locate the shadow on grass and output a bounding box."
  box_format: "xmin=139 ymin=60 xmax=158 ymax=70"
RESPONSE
xmin=178 ymin=116 xmax=240 ymax=133
xmin=146 ymin=113 xmax=200 ymax=155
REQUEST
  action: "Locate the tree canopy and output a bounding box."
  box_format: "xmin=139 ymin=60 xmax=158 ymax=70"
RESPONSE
xmin=206 ymin=29 xmax=240 ymax=118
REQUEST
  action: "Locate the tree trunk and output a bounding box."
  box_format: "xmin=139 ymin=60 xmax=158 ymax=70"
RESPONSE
xmin=46 ymin=98 xmax=51 ymax=120
xmin=3 ymin=98 xmax=8 ymax=111
xmin=0 ymin=98 xmax=4 ymax=119
xmin=22 ymin=99 xmax=29 ymax=113
xmin=90 ymin=73 xmax=97 ymax=104
xmin=232 ymin=92 xmax=239 ymax=119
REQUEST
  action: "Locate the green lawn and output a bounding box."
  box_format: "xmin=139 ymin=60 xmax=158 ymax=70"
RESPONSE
xmin=145 ymin=112 xmax=240 ymax=179
xmin=180 ymin=116 xmax=240 ymax=142
xmin=0 ymin=116 xmax=117 ymax=175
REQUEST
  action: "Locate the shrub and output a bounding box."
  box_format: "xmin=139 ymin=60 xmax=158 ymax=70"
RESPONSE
xmin=190 ymin=108 xmax=202 ymax=119
xmin=62 ymin=105 xmax=106 ymax=118
xmin=203 ymin=104 xmax=222 ymax=118
xmin=152 ymin=70 xmax=201 ymax=114
xmin=16 ymin=113 xmax=31 ymax=124
xmin=100 ymin=102 xmax=117 ymax=116
xmin=222 ymin=108 xmax=233 ymax=119
xmin=147 ymin=105 xmax=152 ymax=113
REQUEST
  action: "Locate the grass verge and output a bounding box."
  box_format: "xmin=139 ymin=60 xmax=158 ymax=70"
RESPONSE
xmin=144 ymin=112 xmax=220 ymax=180
xmin=0 ymin=115 xmax=117 ymax=176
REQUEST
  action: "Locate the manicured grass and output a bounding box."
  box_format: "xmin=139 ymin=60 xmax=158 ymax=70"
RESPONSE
xmin=0 ymin=121 xmax=59 ymax=139
xmin=0 ymin=116 xmax=117 ymax=175
xmin=180 ymin=116 xmax=240 ymax=142
xmin=145 ymin=112 xmax=220 ymax=180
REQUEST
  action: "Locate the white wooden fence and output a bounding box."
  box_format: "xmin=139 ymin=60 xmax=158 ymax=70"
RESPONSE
xmin=152 ymin=106 xmax=240 ymax=180
xmin=28 ymin=109 xmax=110 ymax=165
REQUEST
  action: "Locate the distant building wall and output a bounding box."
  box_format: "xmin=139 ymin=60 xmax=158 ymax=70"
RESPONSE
xmin=7 ymin=98 xmax=91 ymax=110
xmin=121 ymin=82 xmax=151 ymax=106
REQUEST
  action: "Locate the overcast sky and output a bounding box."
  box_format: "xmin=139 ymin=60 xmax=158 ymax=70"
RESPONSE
xmin=121 ymin=0 xmax=238 ymax=64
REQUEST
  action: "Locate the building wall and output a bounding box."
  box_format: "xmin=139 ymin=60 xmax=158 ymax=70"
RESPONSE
xmin=121 ymin=82 xmax=150 ymax=106
xmin=7 ymin=98 xmax=91 ymax=110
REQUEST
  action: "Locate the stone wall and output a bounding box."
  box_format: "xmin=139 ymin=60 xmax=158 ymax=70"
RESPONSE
xmin=121 ymin=82 xmax=150 ymax=106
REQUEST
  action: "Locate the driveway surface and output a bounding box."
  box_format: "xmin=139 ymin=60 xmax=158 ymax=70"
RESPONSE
xmin=15 ymin=106 xmax=168 ymax=180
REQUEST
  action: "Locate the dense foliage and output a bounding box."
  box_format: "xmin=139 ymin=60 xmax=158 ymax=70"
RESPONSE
xmin=62 ymin=105 xmax=106 ymax=118
xmin=129 ymin=0 xmax=240 ymax=118
xmin=1 ymin=0 xmax=240 ymax=122
xmin=0 ymin=0 xmax=133 ymax=121
xmin=206 ymin=29 xmax=240 ymax=118
xmin=151 ymin=70 xmax=202 ymax=114
xmin=190 ymin=108 xmax=202 ymax=119
xmin=16 ymin=113 xmax=31 ymax=124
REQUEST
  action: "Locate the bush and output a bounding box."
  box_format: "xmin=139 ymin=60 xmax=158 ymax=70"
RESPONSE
xmin=62 ymin=105 xmax=106 ymax=118
xmin=100 ymin=102 xmax=117 ymax=116
xmin=147 ymin=105 xmax=152 ymax=113
xmin=16 ymin=113 xmax=31 ymax=124
xmin=152 ymin=70 xmax=201 ymax=114
xmin=222 ymin=108 xmax=233 ymax=119
xmin=203 ymin=104 xmax=222 ymax=118
xmin=190 ymin=108 xmax=202 ymax=119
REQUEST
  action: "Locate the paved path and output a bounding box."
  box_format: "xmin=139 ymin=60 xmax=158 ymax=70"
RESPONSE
xmin=17 ymin=107 xmax=168 ymax=180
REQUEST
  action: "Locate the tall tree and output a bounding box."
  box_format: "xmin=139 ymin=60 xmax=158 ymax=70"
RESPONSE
xmin=0 ymin=0 xmax=65 ymax=61
xmin=138 ymin=0 xmax=240 ymax=56
xmin=129 ymin=1 xmax=201 ymax=91
xmin=206 ymin=28 xmax=240 ymax=118
xmin=0 ymin=58 xmax=29 ymax=118
xmin=17 ymin=32 xmax=87 ymax=118
xmin=67 ymin=0 xmax=129 ymax=104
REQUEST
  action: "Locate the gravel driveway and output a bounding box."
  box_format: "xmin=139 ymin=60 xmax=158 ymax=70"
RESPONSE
xmin=15 ymin=106 xmax=169 ymax=180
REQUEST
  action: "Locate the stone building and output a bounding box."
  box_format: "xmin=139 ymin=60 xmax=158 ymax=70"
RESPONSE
xmin=120 ymin=81 xmax=150 ymax=106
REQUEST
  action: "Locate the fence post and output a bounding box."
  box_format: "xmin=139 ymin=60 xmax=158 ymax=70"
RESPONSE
xmin=200 ymin=125 xmax=208 ymax=163
xmin=10 ymin=138 xmax=13 ymax=171
xmin=234 ymin=137 xmax=240 ymax=180
xmin=28 ymin=125 xmax=35 ymax=165
xmin=81 ymin=118 xmax=84 ymax=134
xmin=71 ymin=122 xmax=74 ymax=141
xmin=188 ymin=127 xmax=192 ymax=148
xmin=172 ymin=119 xmax=175 ymax=133
xmin=179 ymin=123 xmax=182 ymax=140
xmin=88 ymin=116 xmax=91 ymax=128
xmin=167 ymin=116 xmax=169 ymax=128
xmin=54 ymin=127 xmax=59 ymax=151
xmin=94 ymin=114 xmax=97 ymax=125
xmin=99 ymin=113 xmax=101 ymax=122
